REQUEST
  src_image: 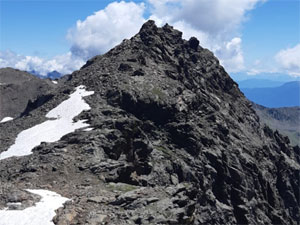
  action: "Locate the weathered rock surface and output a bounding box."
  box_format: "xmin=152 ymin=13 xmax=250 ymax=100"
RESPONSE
xmin=0 ymin=21 xmax=299 ymax=224
xmin=0 ymin=67 xmax=56 ymax=120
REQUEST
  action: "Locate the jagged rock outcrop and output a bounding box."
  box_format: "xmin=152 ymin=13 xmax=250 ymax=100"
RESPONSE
xmin=0 ymin=68 xmax=56 ymax=120
xmin=0 ymin=21 xmax=299 ymax=225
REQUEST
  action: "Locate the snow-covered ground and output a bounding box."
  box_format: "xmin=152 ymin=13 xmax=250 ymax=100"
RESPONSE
xmin=83 ymin=127 xmax=93 ymax=131
xmin=0 ymin=85 xmax=94 ymax=160
xmin=0 ymin=117 xmax=13 ymax=123
xmin=0 ymin=189 xmax=69 ymax=225
xmin=52 ymin=80 xmax=58 ymax=84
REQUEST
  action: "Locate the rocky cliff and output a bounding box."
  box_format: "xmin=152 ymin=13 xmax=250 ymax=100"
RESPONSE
xmin=0 ymin=21 xmax=299 ymax=225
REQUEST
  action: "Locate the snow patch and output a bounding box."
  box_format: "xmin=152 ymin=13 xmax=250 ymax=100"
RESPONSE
xmin=7 ymin=202 xmax=22 ymax=206
xmin=52 ymin=80 xmax=58 ymax=84
xmin=83 ymin=127 xmax=93 ymax=131
xmin=0 ymin=117 xmax=13 ymax=123
xmin=0 ymin=189 xmax=69 ymax=225
xmin=46 ymin=85 xmax=93 ymax=119
xmin=0 ymin=85 xmax=94 ymax=160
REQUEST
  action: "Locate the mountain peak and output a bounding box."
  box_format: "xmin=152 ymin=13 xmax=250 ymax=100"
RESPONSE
xmin=1 ymin=21 xmax=299 ymax=225
xmin=81 ymin=20 xmax=204 ymax=76
xmin=139 ymin=20 xmax=157 ymax=32
xmin=78 ymin=19 xmax=237 ymax=106
xmin=138 ymin=20 xmax=200 ymax=50
xmin=138 ymin=20 xmax=184 ymax=48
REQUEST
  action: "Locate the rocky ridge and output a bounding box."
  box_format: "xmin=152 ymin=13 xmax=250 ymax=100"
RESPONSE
xmin=253 ymin=103 xmax=300 ymax=146
xmin=0 ymin=68 xmax=56 ymax=120
xmin=0 ymin=20 xmax=299 ymax=224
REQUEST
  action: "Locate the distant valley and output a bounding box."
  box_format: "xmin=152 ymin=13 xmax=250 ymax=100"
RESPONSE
xmin=253 ymin=104 xmax=300 ymax=146
xmin=234 ymin=79 xmax=299 ymax=146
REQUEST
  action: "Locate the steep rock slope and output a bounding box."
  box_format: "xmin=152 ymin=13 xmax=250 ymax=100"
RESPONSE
xmin=0 ymin=68 xmax=56 ymax=120
xmin=253 ymin=104 xmax=300 ymax=146
xmin=0 ymin=21 xmax=299 ymax=225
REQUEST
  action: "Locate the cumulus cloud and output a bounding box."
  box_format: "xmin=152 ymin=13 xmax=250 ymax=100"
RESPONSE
xmin=0 ymin=1 xmax=147 ymax=76
xmin=67 ymin=1 xmax=146 ymax=59
xmin=66 ymin=0 xmax=265 ymax=72
xmin=214 ymin=38 xmax=244 ymax=73
xmin=0 ymin=50 xmax=85 ymax=76
xmin=275 ymin=44 xmax=300 ymax=76
xmin=163 ymin=20 xmax=244 ymax=72
xmin=148 ymin=0 xmax=265 ymax=72
xmin=0 ymin=1 xmax=146 ymax=76
xmin=0 ymin=0 xmax=266 ymax=75
xmin=149 ymin=0 xmax=265 ymax=36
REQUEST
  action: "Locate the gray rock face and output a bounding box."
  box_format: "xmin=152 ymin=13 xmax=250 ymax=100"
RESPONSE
xmin=0 ymin=21 xmax=299 ymax=224
xmin=253 ymin=103 xmax=300 ymax=146
xmin=0 ymin=67 xmax=56 ymax=120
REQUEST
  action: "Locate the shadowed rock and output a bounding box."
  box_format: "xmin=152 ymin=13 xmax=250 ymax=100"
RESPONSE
xmin=0 ymin=20 xmax=299 ymax=225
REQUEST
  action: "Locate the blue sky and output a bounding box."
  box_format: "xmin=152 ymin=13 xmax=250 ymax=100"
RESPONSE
xmin=0 ymin=0 xmax=299 ymax=79
xmin=1 ymin=1 xmax=116 ymax=57
xmin=242 ymin=0 xmax=299 ymax=71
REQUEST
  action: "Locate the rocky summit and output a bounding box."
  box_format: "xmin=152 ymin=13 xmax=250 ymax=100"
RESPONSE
xmin=0 ymin=20 xmax=299 ymax=225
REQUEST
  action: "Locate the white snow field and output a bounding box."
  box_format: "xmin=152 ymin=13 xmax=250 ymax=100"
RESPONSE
xmin=0 ymin=117 xmax=13 ymax=123
xmin=0 ymin=85 xmax=94 ymax=160
xmin=0 ymin=189 xmax=69 ymax=225
xmin=83 ymin=127 xmax=93 ymax=131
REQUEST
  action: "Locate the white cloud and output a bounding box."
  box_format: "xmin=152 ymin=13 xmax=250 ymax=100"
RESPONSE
xmin=162 ymin=20 xmax=244 ymax=72
xmin=254 ymin=59 xmax=261 ymax=66
xmin=214 ymin=37 xmax=244 ymax=73
xmin=0 ymin=50 xmax=85 ymax=76
xmin=149 ymin=0 xmax=265 ymax=35
xmin=67 ymin=1 xmax=146 ymax=59
xmin=245 ymin=58 xmax=279 ymax=76
xmin=0 ymin=1 xmax=146 ymax=76
xmin=66 ymin=0 xmax=265 ymax=73
xmin=0 ymin=0 xmax=266 ymax=76
xmin=246 ymin=68 xmax=278 ymax=76
xmin=0 ymin=50 xmax=25 ymax=68
xmin=148 ymin=0 xmax=265 ymax=73
xmin=275 ymin=43 xmax=300 ymax=76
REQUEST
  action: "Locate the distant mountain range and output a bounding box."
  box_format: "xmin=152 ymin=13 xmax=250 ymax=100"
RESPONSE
xmin=27 ymin=70 xmax=299 ymax=108
xmin=29 ymin=70 xmax=62 ymax=79
xmin=240 ymin=81 xmax=300 ymax=108
xmin=231 ymin=72 xmax=300 ymax=83
xmin=237 ymin=79 xmax=285 ymax=88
